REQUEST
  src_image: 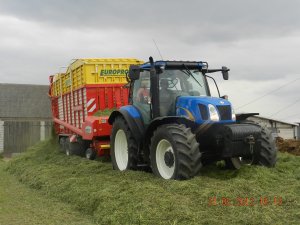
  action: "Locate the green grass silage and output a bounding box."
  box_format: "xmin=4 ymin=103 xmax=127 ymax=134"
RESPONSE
xmin=5 ymin=139 xmax=300 ymax=225
xmin=0 ymin=160 xmax=95 ymax=225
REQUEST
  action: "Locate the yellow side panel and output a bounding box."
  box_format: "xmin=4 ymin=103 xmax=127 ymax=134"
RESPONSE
xmin=50 ymin=58 xmax=144 ymax=97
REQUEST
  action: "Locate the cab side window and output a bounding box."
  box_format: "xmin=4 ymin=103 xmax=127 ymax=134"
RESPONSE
xmin=132 ymin=71 xmax=151 ymax=124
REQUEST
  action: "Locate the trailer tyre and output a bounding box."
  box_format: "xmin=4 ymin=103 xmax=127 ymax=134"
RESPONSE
xmin=85 ymin=148 xmax=96 ymax=160
xmin=59 ymin=137 xmax=66 ymax=153
xmin=65 ymin=139 xmax=74 ymax=156
xmin=110 ymin=117 xmax=138 ymax=171
xmin=64 ymin=138 xmax=85 ymax=156
xmin=150 ymin=124 xmax=202 ymax=180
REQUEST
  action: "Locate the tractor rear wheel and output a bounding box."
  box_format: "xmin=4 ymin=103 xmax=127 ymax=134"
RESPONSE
xmin=110 ymin=117 xmax=138 ymax=171
xmin=252 ymin=126 xmax=277 ymax=167
xmin=150 ymin=124 xmax=202 ymax=180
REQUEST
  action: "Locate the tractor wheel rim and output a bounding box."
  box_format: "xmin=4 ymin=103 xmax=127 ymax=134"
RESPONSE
xmin=114 ymin=129 xmax=128 ymax=170
xmin=156 ymin=139 xmax=175 ymax=179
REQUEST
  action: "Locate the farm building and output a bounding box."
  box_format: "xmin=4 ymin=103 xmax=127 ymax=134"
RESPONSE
xmin=249 ymin=115 xmax=298 ymax=139
xmin=0 ymin=83 xmax=53 ymax=156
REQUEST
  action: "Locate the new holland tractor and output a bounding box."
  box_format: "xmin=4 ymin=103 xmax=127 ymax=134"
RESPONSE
xmin=108 ymin=57 xmax=277 ymax=180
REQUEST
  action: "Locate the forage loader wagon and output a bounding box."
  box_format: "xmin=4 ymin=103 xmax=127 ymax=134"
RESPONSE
xmin=49 ymin=57 xmax=277 ymax=180
xmin=49 ymin=58 xmax=144 ymax=159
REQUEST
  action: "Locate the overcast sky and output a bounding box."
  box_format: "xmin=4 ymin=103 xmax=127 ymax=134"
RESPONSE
xmin=0 ymin=0 xmax=299 ymax=123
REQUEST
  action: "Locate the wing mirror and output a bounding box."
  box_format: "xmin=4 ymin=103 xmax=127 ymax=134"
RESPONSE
xmin=128 ymin=65 xmax=140 ymax=80
xmin=222 ymin=66 xmax=229 ymax=80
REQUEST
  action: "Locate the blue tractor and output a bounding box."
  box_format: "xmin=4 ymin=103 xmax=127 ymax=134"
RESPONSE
xmin=108 ymin=57 xmax=276 ymax=180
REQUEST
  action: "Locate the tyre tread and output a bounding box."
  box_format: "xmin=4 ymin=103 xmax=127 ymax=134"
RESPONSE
xmin=151 ymin=123 xmax=202 ymax=180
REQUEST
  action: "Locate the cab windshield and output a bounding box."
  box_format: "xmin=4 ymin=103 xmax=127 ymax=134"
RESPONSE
xmin=158 ymin=69 xmax=209 ymax=97
xmin=131 ymin=69 xmax=210 ymax=122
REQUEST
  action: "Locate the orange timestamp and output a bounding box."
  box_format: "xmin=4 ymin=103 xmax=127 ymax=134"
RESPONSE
xmin=208 ymin=196 xmax=283 ymax=206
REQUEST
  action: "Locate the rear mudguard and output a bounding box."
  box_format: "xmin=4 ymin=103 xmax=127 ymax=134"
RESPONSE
xmin=236 ymin=113 xmax=259 ymax=121
xmin=108 ymin=106 xmax=145 ymax=143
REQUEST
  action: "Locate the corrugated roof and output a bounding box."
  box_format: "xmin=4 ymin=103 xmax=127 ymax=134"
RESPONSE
xmin=0 ymin=83 xmax=51 ymax=119
xmin=253 ymin=115 xmax=298 ymax=126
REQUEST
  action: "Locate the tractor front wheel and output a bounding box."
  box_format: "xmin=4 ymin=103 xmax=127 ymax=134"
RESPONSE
xmin=150 ymin=124 xmax=202 ymax=180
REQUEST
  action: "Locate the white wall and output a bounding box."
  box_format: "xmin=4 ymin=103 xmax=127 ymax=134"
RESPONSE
xmin=0 ymin=120 xmax=4 ymax=153
xmin=277 ymin=128 xmax=295 ymax=139
xmin=249 ymin=116 xmax=296 ymax=139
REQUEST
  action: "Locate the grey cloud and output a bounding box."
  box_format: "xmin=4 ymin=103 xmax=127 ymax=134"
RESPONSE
xmin=0 ymin=0 xmax=300 ymax=122
xmin=0 ymin=0 xmax=300 ymax=45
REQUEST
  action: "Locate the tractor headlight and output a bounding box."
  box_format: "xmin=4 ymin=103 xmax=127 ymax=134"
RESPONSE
xmin=208 ymin=104 xmax=220 ymax=121
xmin=232 ymin=107 xmax=236 ymax=121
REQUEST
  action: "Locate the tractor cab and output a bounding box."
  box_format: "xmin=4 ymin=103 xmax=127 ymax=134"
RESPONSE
xmin=128 ymin=57 xmax=233 ymax=126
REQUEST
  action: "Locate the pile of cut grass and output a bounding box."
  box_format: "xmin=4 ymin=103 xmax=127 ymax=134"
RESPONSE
xmin=6 ymin=139 xmax=300 ymax=225
xmin=277 ymin=138 xmax=300 ymax=156
xmin=93 ymin=108 xmax=116 ymax=117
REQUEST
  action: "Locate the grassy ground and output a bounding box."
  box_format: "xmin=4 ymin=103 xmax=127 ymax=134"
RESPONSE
xmin=4 ymin=139 xmax=300 ymax=225
xmin=0 ymin=161 xmax=96 ymax=225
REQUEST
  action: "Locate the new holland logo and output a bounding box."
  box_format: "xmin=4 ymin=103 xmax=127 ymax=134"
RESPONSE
xmin=220 ymin=101 xmax=225 ymax=104
xmin=100 ymin=69 xmax=129 ymax=76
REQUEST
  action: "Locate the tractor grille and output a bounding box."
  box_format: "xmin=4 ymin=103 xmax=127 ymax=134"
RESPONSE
xmin=198 ymin=104 xmax=209 ymax=120
xmin=217 ymin=105 xmax=231 ymax=120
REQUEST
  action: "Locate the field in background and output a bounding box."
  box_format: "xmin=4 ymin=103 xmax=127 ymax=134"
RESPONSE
xmin=2 ymin=139 xmax=300 ymax=225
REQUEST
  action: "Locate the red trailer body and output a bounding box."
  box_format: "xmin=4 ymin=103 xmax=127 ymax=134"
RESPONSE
xmin=49 ymin=58 xmax=143 ymax=158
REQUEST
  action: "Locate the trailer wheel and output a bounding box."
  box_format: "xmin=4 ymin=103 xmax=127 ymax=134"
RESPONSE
xmin=225 ymin=125 xmax=277 ymax=169
xmin=59 ymin=137 xmax=66 ymax=153
xmin=85 ymin=148 xmax=96 ymax=160
xmin=110 ymin=117 xmax=138 ymax=171
xmin=65 ymin=139 xmax=73 ymax=156
xmin=64 ymin=138 xmax=84 ymax=156
xmin=150 ymin=124 xmax=202 ymax=180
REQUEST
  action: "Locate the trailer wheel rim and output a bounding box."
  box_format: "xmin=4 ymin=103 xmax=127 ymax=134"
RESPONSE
xmin=86 ymin=149 xmax=92 ymax=159
xmin=156 ymin=139 xmax=175 ymax=179
xmin=66 ymin=147 xmax=70 ymax=156
xmin=114 ymin=129 xmax=128 ymax=170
